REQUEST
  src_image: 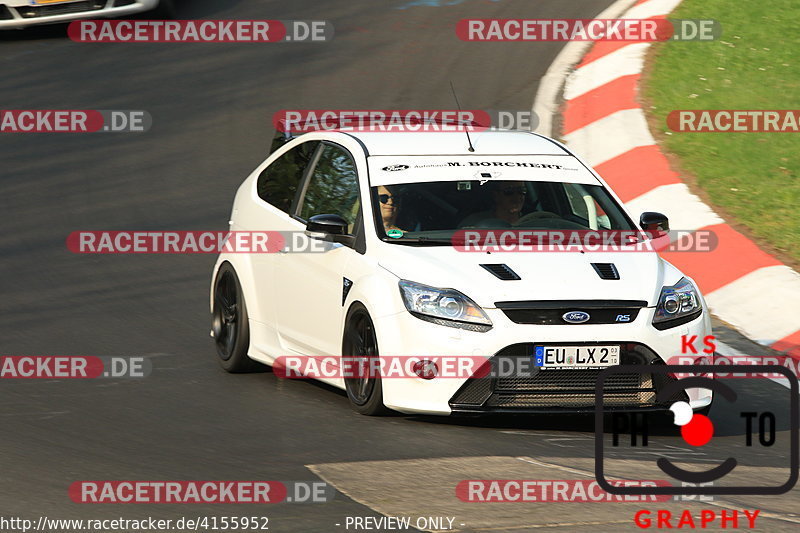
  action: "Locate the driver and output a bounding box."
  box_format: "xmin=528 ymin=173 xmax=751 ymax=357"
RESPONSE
xmin=492 ymin=181 xmax=527 ymax=225
xmin=459 ymin=181 xmax=529 ymax=227
xmin=377 ymin=185 xmax=405 ymax=231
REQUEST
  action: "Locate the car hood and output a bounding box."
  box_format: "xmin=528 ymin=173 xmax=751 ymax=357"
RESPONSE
xmin=377 ymin=244 xmax=673 ymax=308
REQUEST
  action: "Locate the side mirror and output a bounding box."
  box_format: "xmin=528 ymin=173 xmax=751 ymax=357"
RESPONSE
xmin=269 ymin=119 xmax=295 ymax=154
xmin=306 ymin=214 xmax=355 ymax=246
xmin=639 ymin=212 xmax=670 ymax=232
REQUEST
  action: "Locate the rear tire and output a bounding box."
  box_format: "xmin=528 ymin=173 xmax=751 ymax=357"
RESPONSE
xmin=342 ymin=305 xmax=390 ymax=415
xmin=212 ymin=263 xmax=264 ymax=373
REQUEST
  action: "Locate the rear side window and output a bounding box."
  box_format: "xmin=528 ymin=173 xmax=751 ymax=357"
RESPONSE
xmin=257 ymin=141 xmax=319 ymax=213
xmin=299 ymin=144 xmax=360 ymax=225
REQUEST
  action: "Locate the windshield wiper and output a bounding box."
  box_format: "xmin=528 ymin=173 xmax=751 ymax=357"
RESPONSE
xmin=381 ymin=236 xmax=455 ymax=246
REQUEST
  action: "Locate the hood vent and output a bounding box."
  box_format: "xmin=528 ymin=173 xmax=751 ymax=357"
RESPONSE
xmin=592 ymin=263 xmax=620 ymax=280
xmin=480 ymin=264 xmax=521 ymax=281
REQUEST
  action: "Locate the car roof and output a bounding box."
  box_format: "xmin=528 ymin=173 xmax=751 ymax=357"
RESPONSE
xmin=336 ymin=129 xmax=570 ymax=157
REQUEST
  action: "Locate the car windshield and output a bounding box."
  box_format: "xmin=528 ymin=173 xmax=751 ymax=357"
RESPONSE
xmin=371 ymin=179 xmax=637 ymax=244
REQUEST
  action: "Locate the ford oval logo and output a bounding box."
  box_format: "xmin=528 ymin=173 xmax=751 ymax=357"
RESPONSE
xmin=562 ymin=311 xmax=590 ymax=324
xmin=382 ymin=164 xmax=409 ymax=172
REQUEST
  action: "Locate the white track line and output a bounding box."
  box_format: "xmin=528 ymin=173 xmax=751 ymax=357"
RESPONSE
xmin=562 ymin=108 xmax=655 ymax=165
xmin=624 ymin=0 xmax=685 ymax=19
xmin=563 ymin=42 xmax=650 ymax=100
xmin=624 ymin=183 xmax=724 ymax=231
xmin=706 ymin=266 xmax=800 ymax=344
xmin=532 ymin=0 xmax=640 ymax=136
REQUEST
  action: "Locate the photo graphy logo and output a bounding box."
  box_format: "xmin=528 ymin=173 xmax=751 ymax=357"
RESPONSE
xmin=594 ymin=365 xmax=798 ymax=495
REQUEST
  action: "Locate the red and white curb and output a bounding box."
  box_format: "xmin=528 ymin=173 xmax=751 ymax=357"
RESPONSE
xmin=534 ymin=0 xmax=800 ymax=362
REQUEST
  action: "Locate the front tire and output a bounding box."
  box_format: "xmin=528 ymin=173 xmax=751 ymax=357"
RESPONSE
xmin=212 ymin=263 xmax=264 ymax=373
xmin=342 ymin=305 xmax=390 ymax=415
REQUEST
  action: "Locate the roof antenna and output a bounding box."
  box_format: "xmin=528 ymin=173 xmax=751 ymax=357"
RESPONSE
xmin=450 ymin=81 xmax=475 ymax=152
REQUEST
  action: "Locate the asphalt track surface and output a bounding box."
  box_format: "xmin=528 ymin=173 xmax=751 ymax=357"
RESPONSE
xmin=1 ymin=1 xmax=797 ymax=532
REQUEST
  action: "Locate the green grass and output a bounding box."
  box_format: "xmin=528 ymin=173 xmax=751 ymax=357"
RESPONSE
xmin=645 ymin=0 xmax=800 ymax=264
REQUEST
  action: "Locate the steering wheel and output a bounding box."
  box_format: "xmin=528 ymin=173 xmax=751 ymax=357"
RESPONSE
xmin=515 ymin=211 xmax=561 ymax=226
xmin=473 ymin=218 xmax=513 ymax=229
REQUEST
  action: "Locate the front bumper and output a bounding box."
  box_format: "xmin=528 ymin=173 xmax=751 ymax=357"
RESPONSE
xmin=0 ymin=0 xmax=158 ymax=29
xmin=449 ymin=343 xmax=691 ymax=414
xmin=373 ymin=306 xmax=713 ymax=415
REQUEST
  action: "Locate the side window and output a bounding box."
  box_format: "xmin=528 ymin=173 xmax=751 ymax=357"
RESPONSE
xmin=563 ymin=183 xmax=612 ymax=229
xmin=299 ymin=144 xmax=360 ymax=228
xmin=256 ymin=141 xmax=319 ymax=213
xmin=564 ymin=183 xmax=589 ymax=219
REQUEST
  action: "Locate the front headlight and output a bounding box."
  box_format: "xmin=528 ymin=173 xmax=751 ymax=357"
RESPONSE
xmin=398 ymin=280 xmax=492 ymax=331
xmin=653 ymin=277 xmax=703 ymax=330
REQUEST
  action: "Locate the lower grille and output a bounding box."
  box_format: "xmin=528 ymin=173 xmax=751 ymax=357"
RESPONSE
xmin=492 ymin=391 xmax=652 ymax=408
xmin=496 ymin=368 xmax=642 ymax=391
xmin=450 ymin=343 xmax=687 ymax=411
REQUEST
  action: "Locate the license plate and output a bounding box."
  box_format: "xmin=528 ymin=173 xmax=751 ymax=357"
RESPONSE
xmin=534 ymin=345 xmax=620 ymax=369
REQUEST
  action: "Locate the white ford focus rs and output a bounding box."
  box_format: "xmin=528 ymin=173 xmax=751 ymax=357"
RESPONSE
xmin=210 ymin=128 xmax=713 ymax=416
xmin=0 ymin=0 xmax=173 ymax=29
